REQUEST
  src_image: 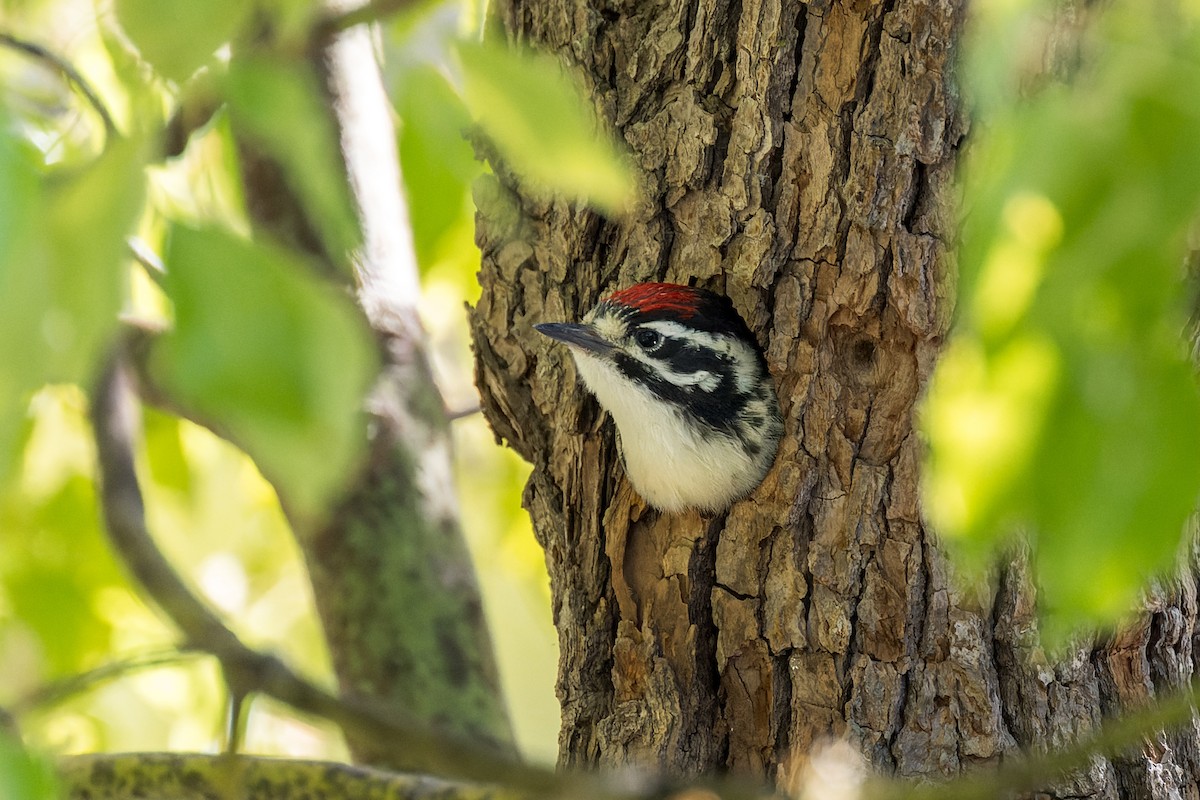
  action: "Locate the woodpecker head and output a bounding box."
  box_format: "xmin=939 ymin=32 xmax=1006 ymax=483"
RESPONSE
xmin=536 ymin=283 xmax=783 ymax=513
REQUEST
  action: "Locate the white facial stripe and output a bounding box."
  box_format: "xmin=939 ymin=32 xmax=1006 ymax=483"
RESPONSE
xmin=619 ymin=320 xmax=711 ymax=389
xmin=658 ymin=368 xmax=720 ymax=391
xmin=639 ymin=319 xmax=695 ymax=340
xmin=581 ymin=309 xmax=760 ymax=395
xmin=641 ymin=320 xmax=760 ymax=393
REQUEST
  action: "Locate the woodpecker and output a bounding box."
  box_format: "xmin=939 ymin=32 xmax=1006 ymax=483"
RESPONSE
xmin=535 ymin=283 xmax=783 ymax=513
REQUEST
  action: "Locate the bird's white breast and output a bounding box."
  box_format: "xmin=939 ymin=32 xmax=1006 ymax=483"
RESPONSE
xmin=571 ymin=351 xmax=761 ymax=513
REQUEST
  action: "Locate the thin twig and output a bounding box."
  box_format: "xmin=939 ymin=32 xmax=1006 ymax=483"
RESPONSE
xmin=0 ymin=31 xmax=118 ymax=141
xmin=446 ymin=403 xmax=482 ymax=421
xmin=12 ymin=648 xmax=205 ymax=717
xmin=127 ymin=237 xmax=168 ymax=291
xmin=88 ymin=348 xmax=561 ymax=793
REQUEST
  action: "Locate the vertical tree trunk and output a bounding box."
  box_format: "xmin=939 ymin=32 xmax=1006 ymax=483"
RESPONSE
xmin=471 ymin=0 xmax=1200 ymax=796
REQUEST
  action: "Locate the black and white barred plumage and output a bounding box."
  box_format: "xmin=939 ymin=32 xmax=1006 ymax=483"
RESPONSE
xmin=536 ymin=283 xmax=783 ymax=513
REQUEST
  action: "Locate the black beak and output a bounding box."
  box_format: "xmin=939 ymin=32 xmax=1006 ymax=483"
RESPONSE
xmin=535 ymin=322 xmax=614 ymax=355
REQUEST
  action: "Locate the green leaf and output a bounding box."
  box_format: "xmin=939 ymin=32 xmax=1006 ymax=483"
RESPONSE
xmin=0 ymin=131 xmax=146 ymax=487
xmin=0 ymin=737 xmax=58 ymax=800
xmin=924 ymin=4 xmax=1200 ymax=638
xmin=395 ymin=65 xmax=481 ymax=270
xmin=224 ymin=57 xmax=361 ymax=265
xmin=114 ymin=0 xmax=252 ymax=83
xmin=150 ymin=226 xmax=377 ymax=523
xmin=456 ymin=40 xmax=634 ymax=214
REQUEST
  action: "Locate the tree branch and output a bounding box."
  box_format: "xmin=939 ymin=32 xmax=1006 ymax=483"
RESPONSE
xmin=59 ymin=753 xmax=521 ymax=800
xmin=87 ymin=349 xmax=557 ymax=792
xmin=0 ymin=31 xmax=118 ymax=141
xmin=301 ymin=1 xmax=518 ymax=763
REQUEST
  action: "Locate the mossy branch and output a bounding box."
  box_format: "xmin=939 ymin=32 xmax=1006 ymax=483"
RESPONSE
xmin=59 ymin=753 xmax=524 ymax=800
xmin=87 ymin=350 xmax=554 ymax=791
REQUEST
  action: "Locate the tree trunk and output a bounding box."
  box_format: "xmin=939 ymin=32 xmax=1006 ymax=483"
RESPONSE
xmin=469 ymin=0 xmax=1200 ymax=795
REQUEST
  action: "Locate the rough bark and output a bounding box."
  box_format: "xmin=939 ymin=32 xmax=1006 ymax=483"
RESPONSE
xmin=469 ymin=0 xmax=1200 ymax=795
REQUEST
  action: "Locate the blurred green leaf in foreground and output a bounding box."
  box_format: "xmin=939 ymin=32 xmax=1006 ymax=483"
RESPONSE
xmin=0 ymin=0 xmax=560 ymax=763
xmin=0 ymin=125 xmax=146 ymax=485
xmin=457 ymin=39 xmax=635 ymax=216
xmin=150 ymin=225 xmax=378 ymax=525
xmin=923 ymin=0 xmax=1200 ymax=640
xmin=0 ymin=735 xmax=58 ymax=800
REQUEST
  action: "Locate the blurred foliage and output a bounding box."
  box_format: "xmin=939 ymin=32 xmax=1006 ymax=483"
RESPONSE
xmin=112 ymin=0 xmax=250 ymax=84
xmin=924 ymin=0 xmax=1200 ymax=640
xmin=456 ymin=41 xmax=635 ymax=215
xmin=0 ymin=0 xmax=569 ymax=772
xmin=0 ymin=127 xmax=146 ymax=486
xmin=0 ymin=735 xmax=58 ymax=800
xmin=223 ymin=55 xmax=362 ymax=263
xmin=394 ymin=63 xmax=479 ymax=270
xmin=382 ymin=2 xmax=636 ymax=257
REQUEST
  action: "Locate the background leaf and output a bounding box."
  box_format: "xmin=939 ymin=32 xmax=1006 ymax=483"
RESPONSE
xmin=224 ymin=57 xmax=362 ymax=264
xmin=395 ymin=65 xmax=480 ymax=271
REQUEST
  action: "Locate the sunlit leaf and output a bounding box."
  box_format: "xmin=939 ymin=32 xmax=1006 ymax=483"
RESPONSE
xmin=924 ymin=3 xmax=1200 ymax=637
xmin=224 ymin=57 xmax=361 ymax=266
xmin=114 ymin=0 xmax=252 ymax=84
xmin=457 ymin=40 xmax=634 ymax=214
xmin=150 ymin=226 xmax=377 ymax=523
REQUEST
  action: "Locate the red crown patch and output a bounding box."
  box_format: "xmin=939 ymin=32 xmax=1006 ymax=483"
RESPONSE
xmin=605 ymin=283 xmax=701 ymax=318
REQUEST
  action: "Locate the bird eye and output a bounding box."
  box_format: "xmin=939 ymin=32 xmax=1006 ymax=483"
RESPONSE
xmin=634 ymin=328 xmax=663 ymax=350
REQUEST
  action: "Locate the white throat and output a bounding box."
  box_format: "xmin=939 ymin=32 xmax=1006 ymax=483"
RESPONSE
xmin=570 ymin=350 xmax=761 ymax=513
